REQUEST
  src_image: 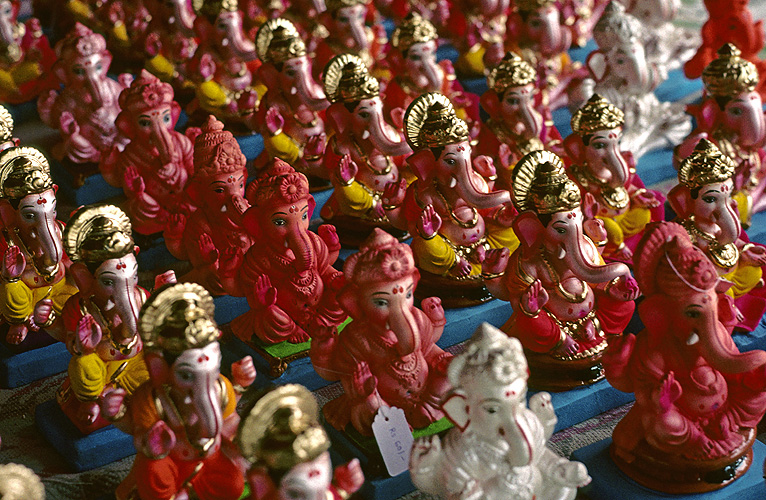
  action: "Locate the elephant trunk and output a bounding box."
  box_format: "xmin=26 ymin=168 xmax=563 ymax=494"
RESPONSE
xmin=228 ymin=21 xmax=256 ymax=58
xmin=0 ymin=19 xmax=20 ymax=63
xmin=111 ymin=284 xmax=141 ymax=345
xmin=369 ymin=112 xmax=411 ymax=157
xmin=184 ymin=374 xmax=224 ymax=456
xmin=172 ymin=0 xmax=196 ymax=36
xmin=388 ymin=303 xmax=420 ymax=357
xmin=294 ymin=65 xmax=329 ymax=111
xmin=86 ymin=73 xmax=109 ymax=108
xmin=562 ymin=225 xmax=630 ymax=283
xmin=603 ymin=146 xmax=629 ymax=187
xmin=518 ymin=105 xmax=542 ymax=141
xmin=348 ymin=20 xmax=368 ymax=52
xmin=29 ymin=212 xmax=63 ymax=279
xmin=702 ymin=319 xmax=766 ymax=374
xmin=453 ymin=158 xmax=511 ymax=209
xmin=288 ymin=227 xmax=314 ymax=273
xmin=500 ymin=406 xmax=536 ymax=468
xmin=737 ymin=97 xmax=766 ymax=148
xmin=151 ymin=121 xmax=177 ymax=166
xmin=713 ymin=201 xmax=741 ymax=245
xmin=421 ymin=61 xmax=442 ymax=93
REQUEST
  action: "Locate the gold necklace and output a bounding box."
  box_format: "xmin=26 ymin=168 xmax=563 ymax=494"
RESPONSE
xmin=351 ymin=138 xmax=393 ymax=175
xmin=681 ymin=216 xmax=739 ymax=269
xmin=432 ymin=181 xmax=479 ymax=229
xmin=539 ymin=248 xmax=589 ymax=303
xmin=570 ymin=164 xmax=629 ymax=211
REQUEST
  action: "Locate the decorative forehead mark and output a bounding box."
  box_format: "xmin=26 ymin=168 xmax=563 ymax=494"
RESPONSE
xmin=456 ymin=145 xmax=465 ymax=152
xmin=197 ymin=353 xmax=210 ymax=363
xmin=115 ymin=259 xmax=127 ymax=270
xmin=288 ymin=205 xmax=298 ymax=213
xmin=36 ymin=195 xmax=47 ymax=205
xmin=566 ymin=211 xmax=576 ymax=219
xmin=391 ymin=285 xmax=405 ymax=294
xmin=608 ymin=132 xmax=618 ymax=139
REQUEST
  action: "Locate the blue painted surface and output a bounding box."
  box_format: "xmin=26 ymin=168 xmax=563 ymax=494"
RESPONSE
xmin=0 ymin=342 xmax=70 ymax=388
xmin=50 ymin=160 xmax=124 ymax=206
xmin=35 ymin=399 xmax=136 ymax=472
xmin=540 ymin=379 xmax=635 ymax=433
xmin=573 ymin=437 xmax=766 ymax=500
xmin=235 ymin=132 xmax=265 ymax=162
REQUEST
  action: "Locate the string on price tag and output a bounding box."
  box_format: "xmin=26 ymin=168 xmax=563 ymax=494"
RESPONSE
xmin=371 ymin=405 xmax=414 ymax=477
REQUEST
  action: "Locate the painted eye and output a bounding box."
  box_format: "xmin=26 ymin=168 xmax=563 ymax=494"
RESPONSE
xmin=163 ymin=114 xmax=171 ymax=124
xmin=684 ymin=309 xmax=700 ymax=319
xmin=594 ymin=142 xmax=606 ymax=150
xmin=285 ymin=69 xmax=296 ymax=77
xmin=373 ymin=298 xmax=388 ymax=307
xmin=339 ymin=16 xmax=349 ymax=22
xmin=302 ymin=212 xmax=308 ymax=220
xmin=406 ymin=290 xmax=412 ymax=299
xmin=703 ymin=196 xmax=716 ymax=203
xmin=529 ymin=19 xmax=541 ymax=28
xmin=555 ymin=227 xmax=566 ymax=234
xmin=73 ymin=67 xmax=85 ymax=76
xmin=445 ymin=158 xmax=456 ymax=166
xmin=616 ymin=58 xmax=625 ymax=65
xmin=506 ymin=98 xmax=520 ymax=105
xmin=272 ymin=218 xmax=286 ymax=226
xmin=484 ymin=406 xmax=498 ymax=414
xmin=23 ymin=213 xmax=34 ymax=220
xmin=101 ymin=279 xmax=114 ymax=286
xmin=409 ymin=54 xmax=421 ymax=62
xmin=214 ymin=187 xmax=225 ymax=194
xmin=358 ymin=111 xmax=370 ymax=119
xmin=139 ymin=119 xmax=151 ymax=127
xmin=730 ymin=108 xmax=743 ymax=116
xmin=96 ymin=63 xmax=103 ymax=72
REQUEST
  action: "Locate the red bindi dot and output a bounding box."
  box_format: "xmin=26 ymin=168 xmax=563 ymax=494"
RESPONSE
xmin=308 ymin=469 xmax=321 ymax=478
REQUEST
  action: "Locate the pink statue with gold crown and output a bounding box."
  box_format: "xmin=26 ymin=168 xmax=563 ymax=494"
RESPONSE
xmin=0 ymin=0 xmax=56 ymax=104
xmin=224 ymin=159 xmax=346 ymax=347
xmin=100 ymin=70 xmax=197 ymax=235
xmin=603 ymin=221 xmax=766 ymax=493
xmin=165 ymin=115 xmax=254 ymax=295
xmin=481 ymin=150 xmax=638 ymax=390
xmin=475 ymin=52 xmax=564 ymax=191
xmin=678 ymin=44 xmax=766 ymax=227
xmin=38 ymin=23 xmax=131 ymax=172
xmin=564 ymin=94 xmax=663 ymax=261
xmin=310 ymin=229 xmax=451 ymax=435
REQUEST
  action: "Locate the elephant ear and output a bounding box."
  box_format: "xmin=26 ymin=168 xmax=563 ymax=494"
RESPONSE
xmin=638 ymin=293 xmax=672 ymax=335
xmin=145 ymin=351 xmax=171 ymax=387
xmin=563 ymin=134 xmax=584 ymax=163
xmin=170 ymin=101 xmax=182 ymax=126
xmin=115 ymin=111 xmax=133 ymax=138
xmin=186 ymin=181 xmax=201 ymax=205
xmin=480 ymin=91 xmax=502 ymax=120
xmin=666 ymin=184 xmax=692 ymax=218
xmin=408 ymin=149 xmax=437 ymax=182
xmin=241 ymin=206 xmax=261 ymax=239
xmin=442 ymin=389 xmax=470 ymax=431
xmin=69 ymin=262 xmax=96 ymax=295
xmin=337 ymin=285 xmax=362 ymax=318
xmin=0 ymin=199 xmax=16 ymax=229
xmin=512 ymin=211 xmax=545 ymax=259
xmin=698 ymin=98 xmax=720 ymax=132
xmin=256 ymin=63 xmax=280 ymax=90
xmin=307 ymin=194 xmax=317 ymax=219
xmin=326 ymin=103 xmax=349 ymax=136
xmin=586 ymin=51 xmax=608 ymax=82
xmin=505 ymin=13 xmax=523 ymax=41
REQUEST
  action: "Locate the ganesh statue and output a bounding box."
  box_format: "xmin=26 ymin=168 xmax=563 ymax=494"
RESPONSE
xmin=0 ymin=0 xmax=56 ymax=105
xmin=586 ymin=1 xmax=691 ymax=158
xmin=142 ymin=0 xmax=199 ymax=93
xmin=310 ymin=228 xmax=451 ymax=435
xmin=603 ymin=221 xmax=766 ymax=493
xmin=475 ymin=51 xmax=564 ymax=190
xmin=38 ymin=23 xmax=131 ymax=177
xmin=383 ymin=92 xmax=518 ymax=307
xmin=254 ymin=18 xmax=329 ymax=183
xmin=480 ymin=150 xmax=638 ymax=390
xmin=668 ymin=139 xmax=766 ymax=331
xmin=223 ymin=159 xmax=346 ymax=375
xmin=564 ymin=93 xmax=663 ymax=261
xmin=102 ymin=282 xmax=256 ymax=500
xmin=409 ymin=322 xmax=592 ymax=500
xmin=320 ymin=54 xmax=412 ymax=246
xmin=385 ymin=13 xmax=479 ymax=136
xmin=443 ymin=0 xmax=507 ymax=77
xmin=0 ymin=146 xmax=78 ymax=347
xmin=164 ymin=115 xmax=254 ymax=296
xmin=678 ymin=44 xmax=766 ymax=227
xmin=0 ymin=104 xmax=18 ymax=152
xmin=684 ymin=0 xmax=766 ymax=98
xmin=52 ymin=205 xmax=150 ymax=434
xmin=237 ymin=384 xmax=365 ymax=500
xmin=186 ymin=0 xmax=265 ymax=129
xmin=100 ymin=70 xmax=197 ymax=235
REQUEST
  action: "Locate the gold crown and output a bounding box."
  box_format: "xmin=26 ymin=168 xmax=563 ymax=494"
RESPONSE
xmin=0 ymin=147 xmax=53 ymax=200
xmin=404 ymin=92 xmax=470 ymax=150
xmin=515 ymin=0 xmax=556 ymax=12
xmin=325 ymin=0 xmax=368 ymax=12
xmin=487 ymin=52 xmax=537 ymax=95
xmin=323 ymin=54 xmax=379 ymax=103
xmin=237 ymin=384 xmax=330 ymax=470
xmin=593 ymin=1 xmax=640 ymax=49
xmin=0 ymin=105 xmax=14 ymax=143
xmin=64 ymin=205 xmax=134 ymax=264
xmin=194 ymin=0 xmax=238 ymax=18
xmin=139 ymin=283 xmax=219 ymax=355
xmin=702 ymin=44 xmax=759 ymax=98
xmin=513 ymin=150 xmax=581 ymax=214
xmin=391 ymin=12 xmax=437 ymax=53
xmin=570 ymin=94 xmax=624 ymax=135
xmin=678 ymin=138 xmax=736 ymax=189
xmin=256 ymin=18 xmax=307 ymax=65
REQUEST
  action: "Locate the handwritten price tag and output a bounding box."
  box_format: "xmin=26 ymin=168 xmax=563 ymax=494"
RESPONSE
xmin=371 ymin=405 xmax=414 ymax=477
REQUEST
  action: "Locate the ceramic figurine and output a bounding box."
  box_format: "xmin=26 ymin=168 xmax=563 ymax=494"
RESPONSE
xmin=99 ymin=70 xmax=197 ymax=235
xmin=0 ymin=104 xmax=18 ymax=151
xmin=254 ymin=18 xmax=329 ymax=181
xmin=0 ymin=147 xmax=78 ymax=345
xmin=679 ymin=44 xmax=766 ymax=227
xmin=164 ymin=115 xmax=253 ymax=295
xmin=382 ymin=92 xmax=518 ymax=307
xmin=475 ymin=52 xmax=564 ymax=190
xmin=237 ymin=384 xmax=365 ymax=500
xmin=586 ymin=1 xmax=690 ymax=158
xmin=257 ymin=0 xmax=329 ymax=55
xmin=102 ymin=282 xmax=256 ymax=500
xmin=603 ymin=221 xmax=766 ymax=493
xmin=376 ymin=0 xmax=451 ymax=37
xmin=409 ymin=322 xmax=592 ymax=500
xmin=385 ymin=13 xmax=479 ymax=136
xmin=310 ymin=229 xmax=451 ymax=435
xmin=481 ymin=150 xmax=638 ymax=389
xmin=0 ymin=0 xmax=56 ymax=104
xmin=142 ymin=0 xmax=199 ymax=91
xmin=224 ymin=159 xmax=346 ymax=348
xmin=684 ymin=0 xmax=766 ymax=98
xmin=446 ymin=0 xmax=507 ymax=77
xmin=560 ymin=0 xmax=608 ymax=48
xmin=52 ymin=205 xmax=150 ymax=434
xmin=0 ymin=463 xmax=45 ymax=500
xmin=320 ymin=54 xmax=412 ymax=246
xmin=564 ymin=94 xmax=662 ymax=260
xmin=669 ymin=139 xmax=766 ymax=325
xmin=38 ymin=23 xmax=131 ymax=173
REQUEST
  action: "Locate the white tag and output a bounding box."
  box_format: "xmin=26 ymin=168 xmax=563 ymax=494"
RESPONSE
xmin=371 ymin=405 xmax=414 ymax=477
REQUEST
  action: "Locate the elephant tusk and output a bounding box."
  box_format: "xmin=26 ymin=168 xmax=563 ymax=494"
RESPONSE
xmin=449 ymin=176 xmax=457 ymax=188
xmin=290 ymin=87 xmax=298 ymax=95
xmin=557 ymin=246 xmax=566 ymax=260
xmin=362 ymin=130 xmax=370 ymax=140
xmin=686 ymin=332 xmax=700 ymax=345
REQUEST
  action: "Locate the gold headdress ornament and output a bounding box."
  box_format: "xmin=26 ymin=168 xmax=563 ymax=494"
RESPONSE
xmin=678 ymin=138 xmax=736 ymax=189
xmin=0 ymin=105 xmax=14 ymax=143
xmin=593 ymin=1 xmax=641 ymax=50
xmin=0 ymin=147 xmax=53 ymax=200
xmin=391 ymin=13 xmax=437 ymax=53
xmin=702 ymin=44 xmax=759 ymax=98
xmin=323 ymin=54 xmax=379 ymax=104
xmin=237 ymin=384 xmax=330 ymax=471
xmin=515 ymin=0 xmax=556 ymax=12
xmin=64 ymin=205 xmax=134 ymax=264
xmin=139 ymin=283 xmax=219 ymax=355
xmin=404 ymin=92 xmax=470 ymax=150
xmin=194 ymin=0 xmax=238 ymax=18
xmin=570 ymin=93 xmax=625 ymax=135
xmin=325 ymin=0 xmax=368 ymax=12
xmin=513 ymin=150 xmax=581 ymax=214
xmin=487 ymin=52 xmax=537 ymax=95
xmin=256 ymin=18 xmax=307 ymax=65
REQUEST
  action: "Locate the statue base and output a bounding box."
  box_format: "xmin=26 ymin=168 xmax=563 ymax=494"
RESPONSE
xmin=542 ymin=378 xmax=635 ymax=432
xmin=0 ymin=338 xmax=70 ymax=388
xmin=415 ymin=271 xmax=493 ymax=309
xmin=322 ymin=213 xmax=409 ymax=249
xmin=524 ymin=341 xmax=607 ymax=391
xmin=611 ymin=429 xmax=756 ymax=494
xmin=56 ymin=379 xmax=111 ymax=435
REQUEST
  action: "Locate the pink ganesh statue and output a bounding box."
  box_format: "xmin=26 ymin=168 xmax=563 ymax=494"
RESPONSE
xmin=101 ymin=70 xmax=197 ymax=235
xmin=603 ymin=221 xmax=766 ymax=493
xmin=310 ymin=229 xmax=451 ymax=435
xmin=142 ymin=0 xmax=199 ymax=91
xmin=446 ymin=0 xmax=507 ymax=77
xmin=38 ymin=23 xmax=131 ymax=174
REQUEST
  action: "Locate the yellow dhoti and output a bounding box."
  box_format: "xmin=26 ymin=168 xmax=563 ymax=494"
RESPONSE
xmin=68 ymin=351 xmax=149 ymax=401
xmin=0 ymin=276 xmax=78 ymax=324
xmin=722 ymin=264 xmax=763 ymax=299
xmin=598 ymin=206 xmax=652 ymax=253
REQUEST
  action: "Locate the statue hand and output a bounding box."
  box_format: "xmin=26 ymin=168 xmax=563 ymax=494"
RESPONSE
xmin=390 ymin=107 xmax=405 ymax=129
xmin=165 ymin=213 xmax=187 ymax=239
xmin=583 ymin=218 xmax=607 ymax=247
xmin=198 ymin=52 xmax=216 ymax=80
xmin=123 ymin=166 xmax=145 ymax=196
xmin=59 ymin=111 xmax=80 ymax=137
xmin=472 ymin=155 xmax=496 ymax=179
xmin=741 ymin=244 xmax=766 ymax=267
xmin=100 ymin=387 xmax=127 ymax=420
xmin=145 ymin=32 xmax=161 ymax=57
xmin=142 ymin=420 xmax=177 ymax=459
xmin=265 ymin=106 xmax=284 ymax=136
xmin=421 ymin=296 xmax=445 ymax=324
xmin=334 ymin=458 xmax=364 ymax=495
xmin=657 ymin=371 xmax=682 ymax=412
xmin=76 ymin=314 xmax=102 ymax=354
xmin=197 ymin=234 xmax=220 ymax=265
xmin=482 ymin=247 xmax=509 ymax=275
xmin=337 ymin=154 xmax=358 ymax=185
xmin=418 ymin=204 xmax=441 ymax=239
xmin=154 ymin=270 xmax=177 ymax=289
xmin=410 ymin=435 xmax=442 ymax=471
xmin=218 ymin=246 xmax=241 ymax=277
xmin=633 ymin=190 xmax=660 ymax=208
xmin=2 ymin=245 xmax=25 ymax=280
xmin=351 ymin=361 xmax=376 ymax=397
xmin=304 ymin=133 xmax=326 ymax=159
xmin=382 ymin=178 xmax=407 ymax=208
xmin=608 ymin=275 xmax=640 ymax=301
xmin=495 ymin=201 xmax=517 ymax=227
xmin=318 ymin=224 xmax=340 ymax=252
xmin=453 ymin=257 xmax=472 ymax=278
xmin=522 ymin=279 xmax=549 ymax=315
xmin=498 ymin=143 xmax=513 ymax=170
xmin=254 ymin=274 xmax=278 ymax=308
xmin=33 ymin=299 xmax=53 ymax=328
xmin=231 ymin=356 xmax=256 ymax=389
